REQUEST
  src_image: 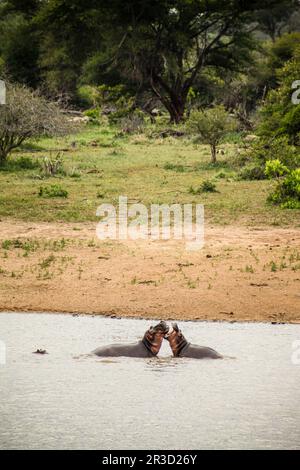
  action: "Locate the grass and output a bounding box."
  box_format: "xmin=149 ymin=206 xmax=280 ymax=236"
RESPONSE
xmin=0 ymin=125 xmax=299 ymax=226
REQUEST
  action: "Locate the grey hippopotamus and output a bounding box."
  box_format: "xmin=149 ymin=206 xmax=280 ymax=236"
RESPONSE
xmin=92 ymin=321 xmax=169 ymax=357
xmin=165 ymin=323 xmax=222 ymax=359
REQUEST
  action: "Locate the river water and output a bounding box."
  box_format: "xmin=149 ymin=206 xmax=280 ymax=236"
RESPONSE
xmin=0 ymin=313 xmax=299 ymax=450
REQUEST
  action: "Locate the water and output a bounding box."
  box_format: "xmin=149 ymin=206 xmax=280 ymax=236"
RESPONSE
xmin=0 ymin=313 xmax=299 ymax=450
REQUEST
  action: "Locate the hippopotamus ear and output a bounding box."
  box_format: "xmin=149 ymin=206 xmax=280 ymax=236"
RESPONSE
xmin=172 ymin=322 xmax=179 ymax=332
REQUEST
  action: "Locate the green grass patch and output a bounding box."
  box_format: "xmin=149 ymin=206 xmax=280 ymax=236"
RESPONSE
xmin=0 ymin=125 xmax=298 ymax=226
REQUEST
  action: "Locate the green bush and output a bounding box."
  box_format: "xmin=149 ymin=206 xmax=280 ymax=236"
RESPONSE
xmin=238 ymin=136 xmax=300 ymax=180
xmin=264 ymin=159 xmax=289 ymax=178
xmin=238 ymin=164 xmax=266 ymax=180
xmin=267 ymin=168 xmax=300 ymax=209
xmin=0 ymin=156 xmax=40 ymax=171
xmin=279 ymin=105 xmax=300 ymax=141
xmin=77 ymin=85 xmax=98 ymax=108
xmin=38 ymin=185 xmax=68 ymax=198
xmin=189 ymin=180 xmax=218 ymax=194
xmin=84 ymin=108 xmax=101 ymax=124
xmin=16 ymin=156 xmax=40 ymax=170
xmin=258 ymin=42 xmax=300 ymax=143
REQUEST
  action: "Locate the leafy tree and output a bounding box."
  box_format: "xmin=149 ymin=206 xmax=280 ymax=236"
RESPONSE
xmin=36 ymin=0 xmax=103 ymax=100
xmin=269 ymin=32 xmax=300 ymax=70
xmin=255 ymin=0 xmax=300 ymax=42
xmin=0 ymin=82 xmax=74 ymax=163
xmin=91 ymin=0 xmax=286 ymax=123
xmin=187 ymin=105 xmax=236 ymax=163
xmin=258 ymin=43 xmax=300 ymax=143
xmin=0 ymin=0 xmax=40 ymax=86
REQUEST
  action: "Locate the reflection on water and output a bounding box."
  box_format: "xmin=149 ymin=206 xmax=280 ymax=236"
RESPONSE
xmin=0 ymin=313 xmax=299 ymax=450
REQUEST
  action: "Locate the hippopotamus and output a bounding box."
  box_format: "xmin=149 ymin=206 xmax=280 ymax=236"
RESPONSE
xmin=33 ymin=349 xmax=48 ymax=354
xmin=92 ymin=321 xmax=169 ymax=357
xmin=165 ymin=322 xmax=222 ymax=359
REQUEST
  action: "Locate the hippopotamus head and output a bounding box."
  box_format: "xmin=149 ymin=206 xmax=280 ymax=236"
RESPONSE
xmin=142 ymin=321 xmax=169 ymax=355
xmin=164 ymin=322 xmax=188 ymax=357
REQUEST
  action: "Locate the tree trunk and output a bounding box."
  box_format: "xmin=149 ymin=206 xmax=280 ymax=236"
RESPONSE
xmin=168 ymin=96 xmax=186 ymax=124
xmin=0 ymin=149 xmax=8 ymax=165
xmin=149 ymin=75 xmax=187 ymax=124
xmin=210 ymin=145 xmax=217 ymax=164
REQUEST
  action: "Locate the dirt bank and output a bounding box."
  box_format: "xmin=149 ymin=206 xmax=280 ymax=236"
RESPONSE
xmin=0 ymin=220 xmax=299 ymax=323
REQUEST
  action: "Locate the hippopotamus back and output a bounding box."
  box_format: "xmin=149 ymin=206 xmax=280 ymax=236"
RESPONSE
xmin=93 ymin=341 xmax=153 ymax=358
xmin=181 ymin=343 xmax=222 ymax=359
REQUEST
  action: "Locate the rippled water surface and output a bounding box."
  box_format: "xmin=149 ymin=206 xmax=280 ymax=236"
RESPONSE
xmin=0 ymin=313 xmax=299 ymax=449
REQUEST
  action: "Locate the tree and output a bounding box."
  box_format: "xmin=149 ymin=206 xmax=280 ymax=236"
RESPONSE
xmin=0 ymin=82 xmax=74 ymax=163
xmin=258 ymin=44 xmax=300 ymax=143
xmin=0 ymin=0 xmax=40 ymax=87
xmin=92 ymin=0 xmax=285 ymax=123
xmin=36 ymin=0 xmax=103 ymax=100
xmin=255 ymin=0 xmax=300 ymax=42
xmin=187 ymin=105 xmax=236 ymax=163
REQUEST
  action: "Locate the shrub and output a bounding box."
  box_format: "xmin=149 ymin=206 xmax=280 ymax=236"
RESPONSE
xmin=0 ymin=82 xmax=76 ymax=163
xmin=38 ymin=185 xmax=68 ymax=198
xmin=0 ymin=156 xmax=40 ymax=171
xmin=267 ymin=168 xmax=300 ymax=209
xmin=83 ymin=108 xmax=101 ymax=125
xmin=264 ymin=159 xmax=289 ymax=179
xmin=238 ymin=136 xmax=300 ymax=180
xmin=189 ymin=180 xmax=218 ymax=194
xmin=200 ymin=180 xmax=218 ymax=192
xmin=120 ymin=112 xmax=145 ymax=134
xmin=238 ymin=165 xmax=266 ymax=180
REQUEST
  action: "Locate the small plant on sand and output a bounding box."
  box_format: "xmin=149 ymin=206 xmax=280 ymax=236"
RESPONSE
xmin=245 ymin=265 xmax=254 ymax=273
xmin=39 ymin=255 xmax=56 ymax=269
xmin=270 ymin=261 xmax=278 ymax=272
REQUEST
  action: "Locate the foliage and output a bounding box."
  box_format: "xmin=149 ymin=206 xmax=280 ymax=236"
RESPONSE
xmin=187 ymin=105 xmax=237 ymax=163
xmin=83 ymin=108 xmax=101 ymax=125
xmin=238 ymin=136 xmax=300 ymax=180
xmin=0 ymin=0 xmax=296 ymax=123
xmin=38 ymin=184 xmax=68 ymax=198
xmin=189 ymin=180 xmax=218 ymax=194
xmin=267 ymin=168 xmax=300 ymax=209
xmin=264 ymin=159 xmax=290 ymax=178
xmin=255 ymin=2 xmax=300 ymax=42
xmin=258 ymin=40 xmax=300 ymax=143
xmin=0 ymin=1 xmax=40 ymax=87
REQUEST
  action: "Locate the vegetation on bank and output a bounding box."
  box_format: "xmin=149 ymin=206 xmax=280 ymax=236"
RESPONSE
xmin=0 ymin=124 xmax=299 ymax=227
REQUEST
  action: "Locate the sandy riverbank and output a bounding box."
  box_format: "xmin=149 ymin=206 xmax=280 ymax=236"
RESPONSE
xmin=0 ymin=220 xmax=299 ymax=323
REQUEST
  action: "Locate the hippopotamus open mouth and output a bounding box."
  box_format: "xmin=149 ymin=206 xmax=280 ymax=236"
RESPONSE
xmin=152 ymin=321 xmax=169 ymax=335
